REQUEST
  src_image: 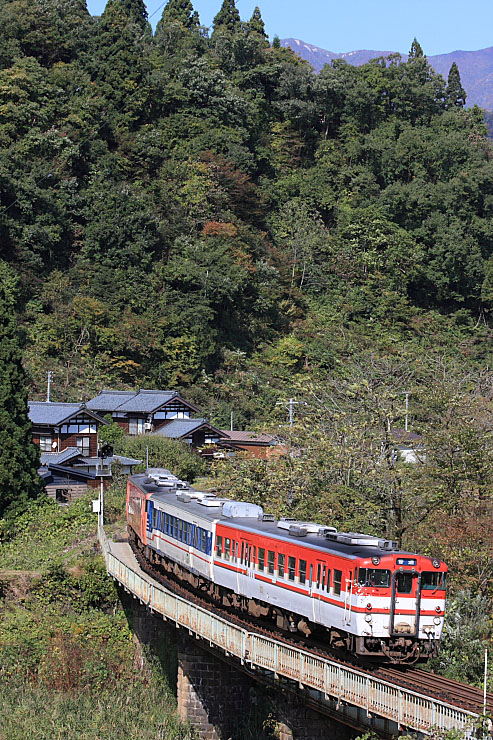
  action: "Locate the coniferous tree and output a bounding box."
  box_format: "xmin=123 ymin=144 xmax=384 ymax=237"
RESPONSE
xmin=159 ymin=0 xmax=199 ymax=30
xmin=103 ymin=0 xmax=148 ymax=30
xmin=272 ymin=34 xmax=281 ymax=48
xmin=213 ymin=0 xmax=241 ymax=34
xmin=0 ymin=261 xmax=42 ymax=519
xmin=247 ymin=6 xmax=267 ymax=37
xmin=446 ymin=62 xmax=466 ymax=108
xmin=408 ymin=37 xmax=424 ymax=59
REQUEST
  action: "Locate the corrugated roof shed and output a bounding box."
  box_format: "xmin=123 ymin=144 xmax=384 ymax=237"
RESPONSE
xmin=220 ymin=430 xmax=275 ymax=444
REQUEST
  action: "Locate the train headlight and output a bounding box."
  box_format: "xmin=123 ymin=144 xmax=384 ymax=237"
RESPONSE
xmin=435 ymin=606 xmax=441 ymax=613
xmin=432 ymin=559 xmax=440 ymax=568
xmin=366 ymin=603 xmax=372 ymax=610
xmin=433 ymin=617 xmax=441 ymax=626
xmin=371 ymin=556 xmax=380 ymax=565
xmin=365 ymin=614 xmax=372 ymax=623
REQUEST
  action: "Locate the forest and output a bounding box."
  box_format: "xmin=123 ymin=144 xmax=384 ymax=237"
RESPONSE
xmin=0 ymin=0 xmax=492 ymax=698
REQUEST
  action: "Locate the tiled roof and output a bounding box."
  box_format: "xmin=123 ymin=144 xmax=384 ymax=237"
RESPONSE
xmin=116 ymin=390 xmax=177 ymax=413
xmin=39 ymin=447 xmax=82 ymax=465
xmin=220 ymin=430 xmax=275 ymax=445
xmin=86 ymin=390 xmax=135 ymax=412
xmin=76 ymin=455 xmax=142 ymax=467
xmin=29 ymin=402 xmax=108 ymax=427
xmin=86 ymin=388 xmax=199 ymax=414
xmin=29 ymin=402 xmax=85 ymax=425
xmin=152 ymin=418 xmax=226 ymax=439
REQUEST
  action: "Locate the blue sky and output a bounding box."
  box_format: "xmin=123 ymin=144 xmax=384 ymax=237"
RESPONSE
xmin=86 ymin=0 xmax=493 ymax=57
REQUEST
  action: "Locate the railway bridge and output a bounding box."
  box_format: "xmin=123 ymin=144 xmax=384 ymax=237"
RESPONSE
xmin=98 ymin=526 xmax=487 ymax=740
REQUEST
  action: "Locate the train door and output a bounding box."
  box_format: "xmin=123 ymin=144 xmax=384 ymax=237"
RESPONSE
xmin=240 ymin=537 xmax=256 ymax=597
xmin=343 ymin=569 xmax=353 ymax=626
xmin=312 ymin=559 xmax=326 ymax=623
xmin=390 ymin=571 xmax=421 ymax=636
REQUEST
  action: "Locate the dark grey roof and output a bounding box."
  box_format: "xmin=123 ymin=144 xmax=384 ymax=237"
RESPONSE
xmin=116 ymin=390 xmax=177 ymax=413
xmin=151 ymin=418 xmax=226 ymax=439
xmin=76 ymin=454 xmax=142 ymax=467
xmin=29 ymin=402 xmax=85 ymax=426
xmin=29 ymin=402 xmax=108 ymax=427
xmin=40 ymin=447 xmax=82 ymax=465
xmin=86 ymin=390 xmax=135 ymax=412
xmin=86 ymin=388 xmax=200 ymax=414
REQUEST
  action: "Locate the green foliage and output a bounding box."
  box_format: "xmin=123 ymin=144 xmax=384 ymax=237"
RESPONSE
xmin=98 ymin=415 xmax=125 ymax=446
xmin=427 ymin=591 xmax=492 ymax=689
xmin=115 ymin=435 xmax=207 ymax=481
xmin=0 ymin=261 xmax=43 ymax=520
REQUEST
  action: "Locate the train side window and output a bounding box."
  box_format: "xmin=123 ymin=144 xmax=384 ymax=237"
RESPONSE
xmin=240 ymin=542 xmax=245 ymax=564
xmin=201 ymin=528 xmax=208 ymax=553
xmin=288 ymin=557 xmax=296 ymax=582
xmin=333 ymin=569 xmax=342 ymax=596
xmin=422 ymin=571 xmax=446 ymax=590
xmin=278 ymin=553 xmax=285 ymax=578
xmin=235 ymin=542 xmax=239 ymax=561
xmin=258 ymin=548 xmax=265 ymax=571
xmin=152 ymin=510 xmax=157 ymax=529
xmin=268 ymin=551 xmax=275 ymax=575
xmin=316 ymin=564 xmax=321 ymax=588
xmin=299 ymin=560 xmax=307 ymax=585
xmin=173 ymin=517 xmax=179 ymax=539
xmin=326 ymin=569 xmax=331 ymax=592
xmin=216 ymin=535 xmax=223 ymax=557
xmin=309 ymin=564 xmax=313 ymax=587
xmin=225 ymin=538 xmax=231 ymax=561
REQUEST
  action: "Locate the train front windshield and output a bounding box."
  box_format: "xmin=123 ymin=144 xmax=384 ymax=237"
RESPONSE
xmin=357 ymin=568 xmax=391 ymax=588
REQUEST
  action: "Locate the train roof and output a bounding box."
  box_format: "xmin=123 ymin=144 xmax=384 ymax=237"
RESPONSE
xmin=129 ymin=474 xmax=425 ymax=563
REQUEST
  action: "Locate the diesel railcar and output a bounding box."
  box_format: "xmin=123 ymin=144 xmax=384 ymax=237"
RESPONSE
xmin=127 ymin=472 xmax=447 ymax=664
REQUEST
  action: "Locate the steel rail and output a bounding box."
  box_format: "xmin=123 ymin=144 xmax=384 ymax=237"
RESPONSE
xmin=98 ymin=527 xmax=480 ymax=738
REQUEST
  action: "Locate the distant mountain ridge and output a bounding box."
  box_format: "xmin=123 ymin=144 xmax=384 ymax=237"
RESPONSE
xmin=281 ymin=38 xmax=493 ymax=111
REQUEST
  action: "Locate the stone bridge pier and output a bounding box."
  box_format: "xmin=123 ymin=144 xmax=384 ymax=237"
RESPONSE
xmin=126 ymin=593 xmax=360 ymax=740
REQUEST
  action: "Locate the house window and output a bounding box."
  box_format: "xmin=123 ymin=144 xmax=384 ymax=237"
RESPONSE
xmin=76 ymin=437 xmax=90 ymax=454
xmin=39 ymin=436 xmax=53 ymax=452
xmin=128 ymin=418 xmax=146 ymax=435
xmin=204 ymin=434 xmax=219 ymax=444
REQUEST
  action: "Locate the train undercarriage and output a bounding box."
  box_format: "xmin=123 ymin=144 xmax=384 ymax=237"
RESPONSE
xmin=130 ymin=528 xmax=438 ymax=665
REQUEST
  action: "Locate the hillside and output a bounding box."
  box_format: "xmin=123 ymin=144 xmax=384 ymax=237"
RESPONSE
xmin=281 ymin=38 xmax=493 ymax=110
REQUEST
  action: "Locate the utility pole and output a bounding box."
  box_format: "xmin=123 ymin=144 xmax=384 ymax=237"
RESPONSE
xmin=47 ymin=371 xmax=53 ymax=402
xmin=146 ymin=446 xmax=149 ymax=471
xmin=484 ymin=648 xmax=488 ymax=717
xmin=403 ymin=391 xmax=410 ymax=431
xmin=230 ymin=410 xmax=234 ymax=432
xmin=277 ymin=398 xmax=301 ymax=427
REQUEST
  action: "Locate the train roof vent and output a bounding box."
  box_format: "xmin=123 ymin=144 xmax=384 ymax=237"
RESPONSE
xmin=180 ymin=490 xmax=214 ymax=501
xmin=176 ymin=493 xmax=192 ymax=503
xmin=222 ymin=501 xmax=263 ymax=519
xmin=277 ymin=518 xmax=299 ymax=530
xmin=277 ymin=518 xmax=337 ymax=537
xmin=261 ymin=514 xmax=275 ymax=522
xmin=199 ymin=497 xmax=229 ymax=508
xmin=325 ymin=532 xmax=397 ymax=549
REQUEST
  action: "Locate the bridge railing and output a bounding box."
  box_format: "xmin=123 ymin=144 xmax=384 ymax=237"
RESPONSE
xmin=99 ymin=527 xmax=478 ymax=738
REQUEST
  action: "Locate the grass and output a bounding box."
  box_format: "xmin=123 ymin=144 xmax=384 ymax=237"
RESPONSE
xmin=0 ymin=483 xmax=192 ymax=740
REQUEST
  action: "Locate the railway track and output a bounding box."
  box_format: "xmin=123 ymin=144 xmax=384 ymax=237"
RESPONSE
xmin=129 ymin=539 xmax=492 ymax=718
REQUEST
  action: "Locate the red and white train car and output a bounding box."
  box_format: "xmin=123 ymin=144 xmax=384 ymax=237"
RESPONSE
xmin=127 ymin=473 xmax=447 ymax=664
